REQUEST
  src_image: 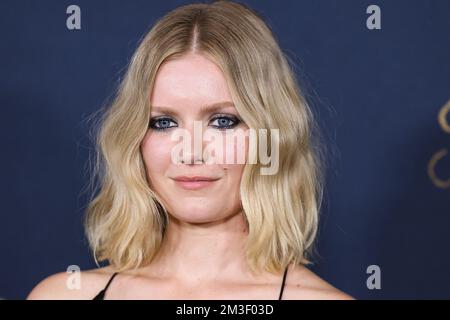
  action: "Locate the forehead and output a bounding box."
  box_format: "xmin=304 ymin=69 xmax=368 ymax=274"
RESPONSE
xmin=150 ymin=53 xmax=233 ymax=109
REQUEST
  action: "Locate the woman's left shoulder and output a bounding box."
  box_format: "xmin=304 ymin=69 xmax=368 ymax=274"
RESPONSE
xmin=283 ymin=264 xmax=355 ymax=300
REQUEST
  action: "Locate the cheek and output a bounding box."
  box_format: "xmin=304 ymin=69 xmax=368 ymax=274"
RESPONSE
xmin=219 ymin=131 xmax=248 ymax=184
xmin=220 ymin=129 xmax=249 ymax=165
xmin=141 ymin=133 xmax=172 ymax=176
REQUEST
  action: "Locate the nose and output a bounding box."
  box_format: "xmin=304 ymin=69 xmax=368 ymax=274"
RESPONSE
xmin=181 ymin=155 xmax=204 ymax=165
xmin=175 ymin=120 xmax=210 ymax=165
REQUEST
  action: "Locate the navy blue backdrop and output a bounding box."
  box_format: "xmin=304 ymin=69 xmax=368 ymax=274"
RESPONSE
xmin=0 ymin=0 xmax=449 ymax=299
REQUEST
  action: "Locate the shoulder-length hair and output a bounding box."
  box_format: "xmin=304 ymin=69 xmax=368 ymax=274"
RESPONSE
xmin=85 ymin=0 xmax=325 ymax=275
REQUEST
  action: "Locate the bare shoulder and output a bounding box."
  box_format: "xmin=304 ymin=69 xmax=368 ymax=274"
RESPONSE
xmin=283 ymin=264 xmax=354 ymax=300
xmin=26 ymin=266 xmax=116 ymax=300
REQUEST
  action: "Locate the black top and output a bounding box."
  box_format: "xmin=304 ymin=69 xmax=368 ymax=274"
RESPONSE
xmin=93 ymin=265 xmax=289 ymax=300
xmin=92 ymin=272 xmax=119 ymax=300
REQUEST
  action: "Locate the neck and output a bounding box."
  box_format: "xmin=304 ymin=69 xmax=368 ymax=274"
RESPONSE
xmin=146 ymin=210 xmax=262 ymax=286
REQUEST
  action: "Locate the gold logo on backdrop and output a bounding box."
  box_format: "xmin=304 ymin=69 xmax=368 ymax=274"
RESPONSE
xmin=428 ymin=100 xmax=450 ymax=188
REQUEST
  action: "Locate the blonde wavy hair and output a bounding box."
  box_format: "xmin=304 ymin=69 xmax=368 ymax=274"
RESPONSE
xmin=85 ymin=0 xmax=325 ymax=275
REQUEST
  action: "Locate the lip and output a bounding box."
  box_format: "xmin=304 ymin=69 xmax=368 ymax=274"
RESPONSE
xmin=171 ymin=176 xmax=220 ymax=190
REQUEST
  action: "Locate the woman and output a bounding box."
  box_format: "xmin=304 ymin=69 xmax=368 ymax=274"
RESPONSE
xmin=28 ymin=1 xmax=353 ymax=300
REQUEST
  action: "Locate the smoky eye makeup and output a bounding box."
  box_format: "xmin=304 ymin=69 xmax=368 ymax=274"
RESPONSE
xmin=148 ymin=116 xmax=177 ymax=131
xmin=148 ymin=113 xmax=242 ymax=131
xmin=209 ymin=114 xmax=241 ymax=129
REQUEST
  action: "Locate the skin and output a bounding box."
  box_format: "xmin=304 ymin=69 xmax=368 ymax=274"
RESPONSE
xmin=27 ymin=53 xmax=353 ymax=300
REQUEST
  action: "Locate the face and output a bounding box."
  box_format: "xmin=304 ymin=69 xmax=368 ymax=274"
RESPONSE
xmin=141 ymin=53 xmax=249 ymax=224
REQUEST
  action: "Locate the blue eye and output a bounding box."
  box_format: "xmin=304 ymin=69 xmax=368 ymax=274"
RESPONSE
xmin=149 ymin=117 xmax=177 ymax=131
xmin=210 ymin=115 xmax=240 ymax=129
xmin=148 ymin=115 xmax=241 ymax=131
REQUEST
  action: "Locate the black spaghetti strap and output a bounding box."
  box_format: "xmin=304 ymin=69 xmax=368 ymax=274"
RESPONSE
xmin=93 ymin=272 xmax=119 ymax=300
xmin=278 ymin=265 xmax=289 ymax=300
xmin=93 ymin=267 xmax=287 ymax=300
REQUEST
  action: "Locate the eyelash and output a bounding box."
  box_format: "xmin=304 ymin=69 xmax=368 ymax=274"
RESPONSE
xmin=148 ymin=114 xmax=241 ymax=131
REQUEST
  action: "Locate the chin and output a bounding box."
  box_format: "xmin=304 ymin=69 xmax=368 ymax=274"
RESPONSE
xmin=170 ymin=212 xmax=221 ymax=224
xmin=168 ymin=205 xmax=223 ymax=223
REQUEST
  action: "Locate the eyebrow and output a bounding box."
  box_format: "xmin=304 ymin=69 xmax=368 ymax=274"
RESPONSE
xmin=150 ymin=101 xmax=235 ymax=115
